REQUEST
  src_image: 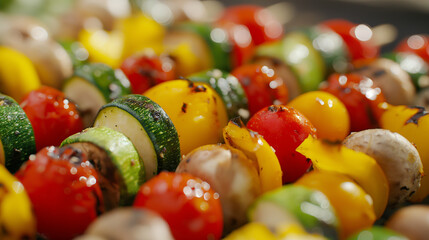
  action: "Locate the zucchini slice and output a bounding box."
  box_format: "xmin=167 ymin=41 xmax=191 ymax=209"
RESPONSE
xmin=188 ymin=69 xmax=249 ymax=121
xmin=63 ymin=63 xmax=131 ymax=127
xmin=61 ymin=127 xmax=144 ymax=209
xmin=301 ymin=26 xmax=350 ymax=74
xmin=0 ymin=94 xmax=36 ymax=173
xmin=93 ymin=95 xmax=181 ymax=180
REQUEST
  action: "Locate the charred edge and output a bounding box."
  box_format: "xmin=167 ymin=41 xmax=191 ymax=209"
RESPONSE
xmin=124 ymin=98 xmax=145 ymax=108
xmin=306 ymin=158 xmax=311 ymax=163
xmin=400 ymin=186 xmax=410 ymax=191
xmin=0 ymin=98 xmax=13 ymax=106
xmin=181 ymin=103 xmax=188 ymax=113
xmin=137 ymin=68 xmax=157 ymax=87
xmin=224 ymin=135 xmax=233 ymax=146
xmin=267 ymin=105 xmax=285 ymax=113
xmin=193 ymin=85 xmax=207 ymax=93
xmin=406 ymin=106 xmax=428 ymax=125
xmin=230 ymin=117 xmax=245 ymax=127
xmin=151 ymin=110 xmax=161 ymax=121
xmin=409 ymin=191 xmax=416 ymax=197
xmin=62 ymin=146 xmax=86 ymax=165
xmin=187 ymin=79 xmax=195 ymax=88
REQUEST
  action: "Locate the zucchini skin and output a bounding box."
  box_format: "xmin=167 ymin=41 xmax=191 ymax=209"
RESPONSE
xmin=300 ymin=26 xmax=349 ymax=74
xmin=99 ymin=94 xmax=181 ymax=173
xmin=0 ymin=94 xmax=36 ymax=173
xmin=72 ymin=63 xmax=131 ymax=103
xmin=188 ymin=69 xmax=249 ymax=121
xmin=61 ymin=127 xmax=144 ymax=206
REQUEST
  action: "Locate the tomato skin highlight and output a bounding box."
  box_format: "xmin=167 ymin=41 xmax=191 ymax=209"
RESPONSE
xmin=120 ymin=54 xmax=176 ymax=94
xmin=321 ymin=19 xmax=379 ymax=61
xmin=15 ymin=146 xmax=103 ymax=240
xmin=133 ymin=172 xmax=223 ymax=240
xmin=217 ymin=5 xmax=283 ymax=46
xmin=395 ymin=34 xmax=429 ymax=64
xmin=20 ymin=86 xmax=83 ymax=151
xmin=232 ymin=64 xmax=288 ymax=117
xmin=321 ymin=73 xmax=386 ymax=132
xmin=247 ymin=105 xmax=316 ymax=184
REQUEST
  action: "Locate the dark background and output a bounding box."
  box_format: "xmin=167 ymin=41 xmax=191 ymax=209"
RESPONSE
xmin=219 ymin=0 xmax=429 ymax=53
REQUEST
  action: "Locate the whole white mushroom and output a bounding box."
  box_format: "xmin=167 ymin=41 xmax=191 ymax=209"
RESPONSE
xmin=343 ymin=129 xmax=423 ymax=206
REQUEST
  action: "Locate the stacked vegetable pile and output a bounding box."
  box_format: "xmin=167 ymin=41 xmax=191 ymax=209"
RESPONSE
xmin=1 ymin=0 xmax=429 ymax=239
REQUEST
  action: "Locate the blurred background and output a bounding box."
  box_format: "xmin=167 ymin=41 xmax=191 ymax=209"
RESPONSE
xmin=221 ymin=0 xmax=429 ymax=52
xmin=1 ymin=0 xmax=428 ymax=53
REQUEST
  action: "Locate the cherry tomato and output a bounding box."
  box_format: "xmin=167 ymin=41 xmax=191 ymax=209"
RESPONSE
xmin=20 ymin=86 xmax=83 ymax=151
xmin=120 ymin=54 xmax=176 ymax=94
xmin=215 ymin=21 xmax=256 ymax=68
xmin=287 ymin=91 xmax=350 ymax=142
xmin=217 ymin=5 xmax=283 ymax=46
xmin=321 ymin=19 xmax=379 ymax=61
xmin=247 ymin=105 xmax=317 ymax=183
xmin=133 ymin=172 xmax=223 ymax=240
xmin=321 ymin=73 xmax=386 ymax=132
xmin=232 ymin=64 xmax=288 ymax=116
xmin=15 ymin=146 xmax=103 ymax=240
xmin=396 ymin=34 xmax=429 ymax=63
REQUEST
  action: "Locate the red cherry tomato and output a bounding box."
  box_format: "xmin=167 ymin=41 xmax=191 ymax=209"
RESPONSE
xmin=215 ymin=21 xmax=256 ymax=68
xmin=321 ymin=19 xmax=379 ymax=61
xmin=15 ymin=146 xmax=103 ymax=240
xmin=232 ymin=64 xmax=289 ymax=116
xmin=120 ymin=54 xmax=176 ymax=94
xmin=321 ymin=73 xmax=386 ymax=132
xmin=395 ymin=34 xmax=429 ymax=64
xmin=20 ymin=86 xmax=83 ymax=151
xmin=247 ymin=105 xmax=317 ymax=183
xmin=217 ymin=5 xmax=283 ymax=46
xmin=133 ymin=172 xmax=223 ymax=240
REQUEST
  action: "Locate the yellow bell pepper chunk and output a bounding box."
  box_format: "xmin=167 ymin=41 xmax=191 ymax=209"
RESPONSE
xmin=79 ymin=14 xmax=165 ymax=68
xmin=79 ymin=29 xmax=124 ymax=68
xmin=144 ymin=80 xmax=228 ymax=155
xmin=224 ymin=222 xmax=277 ymax=240
xmin=296 ymin=135 xmax=389 ymax=218
xmin=116 ymin=13 xmax=165 ymax=59
xmin=223 ymin=118 xmax=282 ymax=193
xmin=0 ymin=165 xmax=36 ymax=239
xmin=380 ymin=103 xmax=429 ymax=202
xmin=296 ymin=171 xmax=375 ymax=240
xmin=278 ymin=223 xmax=328 ymax=240
xmin=0 ymin=47 xmax=41 ymax=102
